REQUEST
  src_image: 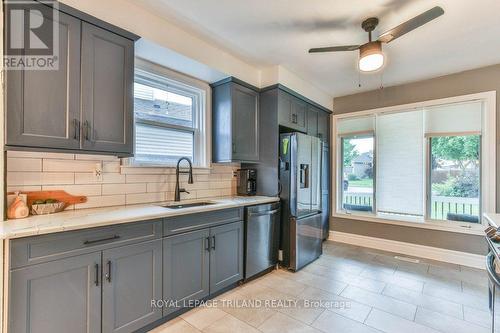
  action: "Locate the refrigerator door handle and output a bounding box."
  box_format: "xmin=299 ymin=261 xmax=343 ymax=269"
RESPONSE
xmin=299 ymin=164 xmax=309 ymax=189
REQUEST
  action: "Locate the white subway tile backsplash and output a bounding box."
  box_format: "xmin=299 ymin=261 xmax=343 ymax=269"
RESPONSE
xmin=7 ymin=185 xmax=42 ymax=193
xmin=102 ymin=183 xmax=146 ymax=195
xmin=126 ymin=192 xmax=165 ymax=205
xmin=7 ymin=172 xmax=42 ymax=186
xmin=75 ymin=154 xmax=118 ymax=161
xmin=41 ymin=173 xmax=74 ymax=185
xmin=43 ymin=159 xmax=99 ymax=172
xmin=126 ymin=174 xmax=168 ymax=183
xmin=74 ymin=173 xmax=126 ymax=184
xmin=103 ymin=161 xmax=120 ymax=173
xmin=7 ymin=158 xmax=42 ymax=172
xmin=75 ymin=195 xmax=126 ymax=209
xmin=6 ymin=152 xmax=238 ymax=211
xmin=7 ymin=151 xmax=75 ymax=159
xmin=42 ymin=184 xmax=102 ymax=196
xmin=146 ymin=182 xmax=174 ymax=193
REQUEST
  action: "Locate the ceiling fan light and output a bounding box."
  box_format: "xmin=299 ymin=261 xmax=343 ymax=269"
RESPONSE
xmin=359 ymin=41 xmax=384 ymax=72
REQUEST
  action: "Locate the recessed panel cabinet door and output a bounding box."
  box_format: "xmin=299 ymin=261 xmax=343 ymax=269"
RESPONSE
xmin=209 ymin=221 xmax=244 ymax=293
xmin=102 ymin=239 xmax=162 ymax=333
xmin=81 ymin=22 xmax=134 ymax=154
xmin=9 ymin=252 xmax=101 ymax=333
xmin=232 ymin=84 xmax=259 ymax=161
xmin=163 ymin=229 xmax=210 ymax=315
xmin=6 ymin=8 xmax=81 ymax=149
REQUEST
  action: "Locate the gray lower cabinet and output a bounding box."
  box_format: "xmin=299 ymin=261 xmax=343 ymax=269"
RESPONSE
xmin=9 ymin=252 xmax=101 ymax=333
xmin=163 ymin=229 xmax=210 ymax=315
xmin=102 ymin=239 xmax=162 ymax=333
xmin=162 ymin=221 xmax=243 ymax=315
xmin=6 ymin=6 xmax=82 ymax=150
xmin=209 ymin=221 xmax=244 ymax=293
xmin=81 ymin=22 xmax=134 ymax=154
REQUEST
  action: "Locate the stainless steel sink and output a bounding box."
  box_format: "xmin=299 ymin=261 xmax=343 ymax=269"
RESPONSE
xmin=161 ymin=201 xmax=216 ymax=209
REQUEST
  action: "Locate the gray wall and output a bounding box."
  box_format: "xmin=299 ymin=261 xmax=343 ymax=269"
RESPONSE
xmin=331 ymin=64 xmax=500 ymax=255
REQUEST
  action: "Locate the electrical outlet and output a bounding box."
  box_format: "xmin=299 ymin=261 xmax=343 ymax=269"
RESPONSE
xmin=94 ymin=162 xmax=103 ymax=182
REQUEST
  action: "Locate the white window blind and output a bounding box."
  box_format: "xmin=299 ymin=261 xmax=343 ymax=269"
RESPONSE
xmin=425 ymin=101 xmax=482 ymax=135
xmin=132 ymin=64 xmax=207 ymax=166
xmin=135 ymin=123 xmax=193 ymax=164
xmin=337 ymin=116 xmax=374 ymax=135
xmin=376 ymin=110 xmax=424 ymax=216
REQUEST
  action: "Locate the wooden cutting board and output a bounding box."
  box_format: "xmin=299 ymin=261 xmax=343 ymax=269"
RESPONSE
xmin=7 ymin=190 xmax=87 ymax=209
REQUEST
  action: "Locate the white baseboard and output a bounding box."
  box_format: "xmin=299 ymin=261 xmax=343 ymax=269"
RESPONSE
xmin=329 ymin=231 xmax=485 ymax=269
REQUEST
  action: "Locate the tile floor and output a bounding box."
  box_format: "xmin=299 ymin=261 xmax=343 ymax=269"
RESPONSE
xmin=149 ymin=241 xmax=492 ymax=333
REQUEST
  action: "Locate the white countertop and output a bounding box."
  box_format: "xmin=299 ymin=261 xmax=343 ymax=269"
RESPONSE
xmin=0 ymin=196 xmax=280 ymax=240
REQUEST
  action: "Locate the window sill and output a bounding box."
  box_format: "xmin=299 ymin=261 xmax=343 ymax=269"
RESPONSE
xmin=332 ymin=211 xmax=485 ymax=236
xmin=121 ymin=158 xmax=210 ymax=170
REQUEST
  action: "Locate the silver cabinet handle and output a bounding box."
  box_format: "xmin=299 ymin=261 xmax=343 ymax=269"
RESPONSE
xmin=105 ymin=260 xmax=112 ymax=283
xmin=73 ymin=119 xmax=80 ymax=140
xmin=248 ymin=208 xmax=280 ymax=217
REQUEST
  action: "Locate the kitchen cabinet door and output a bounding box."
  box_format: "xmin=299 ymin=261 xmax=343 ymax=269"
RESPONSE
xmin=292 ymin=98 xmax=308 ymax=132
xmin=232 ymin=83 xmax=260 ymax=161
xmin=6 ymin=7 xmax=81 ymax=150
xmin=102 ymin=239 xmax=162 ymax=333
xmin=307 ymin=106 xmax=319 ymax=137
xmin=163 ymin=229 xmax=210 ymax=315
xmin=9 ymin=252 xmax=101 ymax=333
xmin=318 ymin=111 xmax=330 ymax=143
xmin=277 ymin=90 xmax=307 ymax=132
xmin=209 ymin=221 xmax=244 ymax=293
xmin=81 ymin=22 xmax=134 ymax=155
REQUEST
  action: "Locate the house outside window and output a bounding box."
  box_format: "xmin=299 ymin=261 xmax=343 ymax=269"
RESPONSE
xmin=131 ymin=59 xmax=210 ymax=167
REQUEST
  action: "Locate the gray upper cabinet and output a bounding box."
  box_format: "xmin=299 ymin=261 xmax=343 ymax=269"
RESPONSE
xmin=9 ymin=252 xmax=101 ymax=333
xmin=318 ymin=110 xmax=330 ymax=143
xmin=5 ymin=2 xmax=138 ymax=156
xmin=6 ymin=8 xmax=82 ymax=150
xmin=278 ymin=90 xmax=307 ymax=132
xmin=212 ymin=79 xmax=259 ymax=162
xmin=81 ymin=23 xmax=134 ymax=155
xmin=307 ymin=106 xmax=319 ymax=137
xmin=163 ymin=229 xmax=210 ymax=315
xmin=102 ymin=239 xmax=162 ymax=333
xmin=209 ymin=221 xmax=244 ymax=293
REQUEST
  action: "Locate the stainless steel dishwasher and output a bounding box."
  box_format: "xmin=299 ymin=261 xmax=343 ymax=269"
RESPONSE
xmin=244 ymin=202 xmax=281 ymax=280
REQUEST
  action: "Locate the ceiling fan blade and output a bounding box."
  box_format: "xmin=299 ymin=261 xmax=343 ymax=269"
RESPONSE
xmin=309 ymin=45 xmax=360 ymax=53
xmin=378 ymin=6 xmax=444 ymax=43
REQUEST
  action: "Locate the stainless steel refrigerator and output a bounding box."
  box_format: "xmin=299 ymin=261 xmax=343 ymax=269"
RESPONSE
xmin=279 ymin=132 xmax=323 ymax=271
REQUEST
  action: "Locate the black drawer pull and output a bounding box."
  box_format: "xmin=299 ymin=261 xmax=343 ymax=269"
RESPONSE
xmin=205 ymin=237 xmax=210 ymax=251
xmin=211 ymin=235 xmax=216 ymax=250
xmin=83 ymin=235 xmax=120 ymax=245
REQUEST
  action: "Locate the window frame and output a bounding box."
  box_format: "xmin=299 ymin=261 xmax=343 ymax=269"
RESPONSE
xmin=425 ymin=133 xmax=482 ymax=223
xmin=338 ymin=132 xmax=376 ymax=215
xmin=331 ymin=91 xmax=496 ymax=234
xmin=126 ymin=58 xmax=210 ymax=168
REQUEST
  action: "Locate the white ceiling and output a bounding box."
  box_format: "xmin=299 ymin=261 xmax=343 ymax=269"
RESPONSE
xmin=135 ymin=0 xmax=500 ymax=97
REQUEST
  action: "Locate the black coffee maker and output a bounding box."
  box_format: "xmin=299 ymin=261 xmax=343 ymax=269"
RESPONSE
xmin=236 ymin=169 xmax=257 ymax=196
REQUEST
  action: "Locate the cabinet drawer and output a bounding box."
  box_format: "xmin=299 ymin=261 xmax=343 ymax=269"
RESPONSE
xmin=164 ymin=208 xmax=243 ymax=236
xmin=11 ymin=220 xmax=162 ymax=269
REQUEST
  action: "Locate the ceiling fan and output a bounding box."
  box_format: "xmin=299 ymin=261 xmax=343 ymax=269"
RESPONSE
xmin=309 ymin=6 xmax=444 ymax=72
